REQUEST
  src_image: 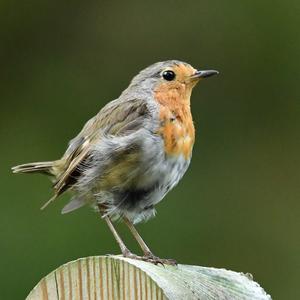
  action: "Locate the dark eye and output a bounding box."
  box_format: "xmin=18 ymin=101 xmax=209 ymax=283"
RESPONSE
xmin=162 ymin=70 xmax=176 ymax=81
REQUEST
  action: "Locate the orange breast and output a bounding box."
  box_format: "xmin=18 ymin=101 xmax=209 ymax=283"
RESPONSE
xmin=154 ymin=83 xmax=195 ymax=159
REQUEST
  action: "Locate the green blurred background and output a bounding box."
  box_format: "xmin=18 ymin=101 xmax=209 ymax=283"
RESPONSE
xmin=1 ymin=1 xmax=299 ymax=299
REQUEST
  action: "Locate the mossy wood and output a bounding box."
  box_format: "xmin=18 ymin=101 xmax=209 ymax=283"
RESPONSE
xmin=26 ymin=255 xmax=271 ymax=300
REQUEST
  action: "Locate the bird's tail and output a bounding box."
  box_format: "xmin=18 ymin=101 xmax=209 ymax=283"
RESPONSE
xmin=11 ymin=160 xmax=64 ymax=210
xmin=11 ymin=161 xmax=56 ymax=175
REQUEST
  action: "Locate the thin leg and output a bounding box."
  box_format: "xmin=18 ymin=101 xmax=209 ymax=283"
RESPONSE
xmin=98 ymin=205 xmax=177 ymax=265
xmin=123 ymin=217 xmax=177 ymax=265
xmin=98 ymin=204 xmax=131 ymax=256
xmin=123 ymin=217 xmax=152 ymax=256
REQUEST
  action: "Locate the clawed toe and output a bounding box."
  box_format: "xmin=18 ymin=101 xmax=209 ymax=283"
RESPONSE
xmin=122 ymin=250 xmax=139 ymax=260
xmin=141 ymin=254 xmax=177 ymax=266
xmin=121 ymin=246 xmax=176 ymax=266
xmin=122 ymin=251 xmax=177 ymax=266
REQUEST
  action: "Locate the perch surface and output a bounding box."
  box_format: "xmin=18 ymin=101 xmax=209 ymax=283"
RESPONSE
xmin=26 ymin=255 xmax=271 ymax=300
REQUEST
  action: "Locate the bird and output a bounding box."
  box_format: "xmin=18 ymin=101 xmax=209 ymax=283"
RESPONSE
xmin=12 ymin=60 xmax=218 ymax=265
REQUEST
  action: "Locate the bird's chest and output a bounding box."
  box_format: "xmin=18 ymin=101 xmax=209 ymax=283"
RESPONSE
xmin=157 ymin=105 xmax=195 ymax=159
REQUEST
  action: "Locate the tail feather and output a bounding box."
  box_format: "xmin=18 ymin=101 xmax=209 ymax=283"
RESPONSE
xmin=61 ymin=196 xmax=86 ymax=214
xmin=12 ymin=161 xmax=55 ymax=175
xmin=12 ymin=160 xmax=62 ymax=210
xmin=40 ymin=194 xmax=58 ymax=210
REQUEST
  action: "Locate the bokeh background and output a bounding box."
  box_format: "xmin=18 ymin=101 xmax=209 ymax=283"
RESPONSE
xmin=1 ymin=1 xmax=299 ymax=299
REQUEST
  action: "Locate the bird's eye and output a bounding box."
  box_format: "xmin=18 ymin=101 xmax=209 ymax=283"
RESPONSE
xmin=162 ymin=70 xmax=176 ymax=81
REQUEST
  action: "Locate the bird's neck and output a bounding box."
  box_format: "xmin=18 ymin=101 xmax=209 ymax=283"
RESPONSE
xmin=154 ymin=84 xmax=195 ymax=159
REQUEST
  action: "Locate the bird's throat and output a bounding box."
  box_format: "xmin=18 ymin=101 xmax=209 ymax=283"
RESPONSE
xmin=154 ymin=84 xmax=195 ymax=159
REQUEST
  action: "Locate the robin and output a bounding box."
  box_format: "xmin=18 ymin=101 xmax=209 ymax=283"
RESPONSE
xmin=12 ymin=60 xmax=218 ymax=265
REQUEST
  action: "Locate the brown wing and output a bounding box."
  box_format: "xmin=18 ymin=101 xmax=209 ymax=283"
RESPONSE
xmin=41 ymin=98 xmax=150 ymax=209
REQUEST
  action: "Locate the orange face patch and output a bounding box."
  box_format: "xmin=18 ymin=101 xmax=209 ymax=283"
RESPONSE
xmin=154 ymin=63 xmax=196 ymax=159
xmin=171 ymin=63 xmax=198 ymax=85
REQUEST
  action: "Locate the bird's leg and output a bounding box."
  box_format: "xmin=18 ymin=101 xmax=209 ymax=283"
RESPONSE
xmin=123 ymin=217 xmax=152 ymax=256
xmin=103 ymin=215 xmax=132 ymax=256
xmin=98 ymin=204 xmax=132 ymax=257
xmin=123 ymin=217 xmax=177 ymax=266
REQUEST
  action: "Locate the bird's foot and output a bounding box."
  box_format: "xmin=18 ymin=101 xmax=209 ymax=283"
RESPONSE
xmin=121 ymin=248 xmax=137 ymax=258
xmin=141 ymin=253 xmax=177 ymax=266
xmin=122 ymin=249 xmax=177 ymax=266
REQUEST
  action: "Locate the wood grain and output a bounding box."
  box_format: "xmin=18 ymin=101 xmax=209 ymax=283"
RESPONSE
xmin=26 ymin=256 xmax=271 ymax=300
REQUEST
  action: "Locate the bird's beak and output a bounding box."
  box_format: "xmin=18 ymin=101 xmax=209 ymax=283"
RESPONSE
xmin=191 ymin=70 xmax=219 ymax=79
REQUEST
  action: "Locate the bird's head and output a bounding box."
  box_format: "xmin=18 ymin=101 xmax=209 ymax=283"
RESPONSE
xmin=126 ymin=60 xmax=218 ymax=104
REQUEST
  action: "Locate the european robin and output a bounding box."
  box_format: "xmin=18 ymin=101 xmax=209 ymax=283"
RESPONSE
xmin=12 ymin=60 xmax=218 ymax=264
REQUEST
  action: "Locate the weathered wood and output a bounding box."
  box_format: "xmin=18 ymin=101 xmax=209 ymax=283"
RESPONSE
xmin=26 ymin=255 xmax=271 ymax=300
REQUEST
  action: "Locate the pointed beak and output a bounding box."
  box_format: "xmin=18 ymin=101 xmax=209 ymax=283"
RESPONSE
xmin=191 ymin=70 xmax=219 ymax=79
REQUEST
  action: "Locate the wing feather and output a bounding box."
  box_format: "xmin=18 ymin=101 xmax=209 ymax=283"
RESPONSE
xmin=41 ymin=98 xmax=151 ymax=209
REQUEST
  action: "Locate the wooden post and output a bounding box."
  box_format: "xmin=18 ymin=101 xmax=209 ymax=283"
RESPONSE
xmin=26 ymin=255 xmax=271 ymax=299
